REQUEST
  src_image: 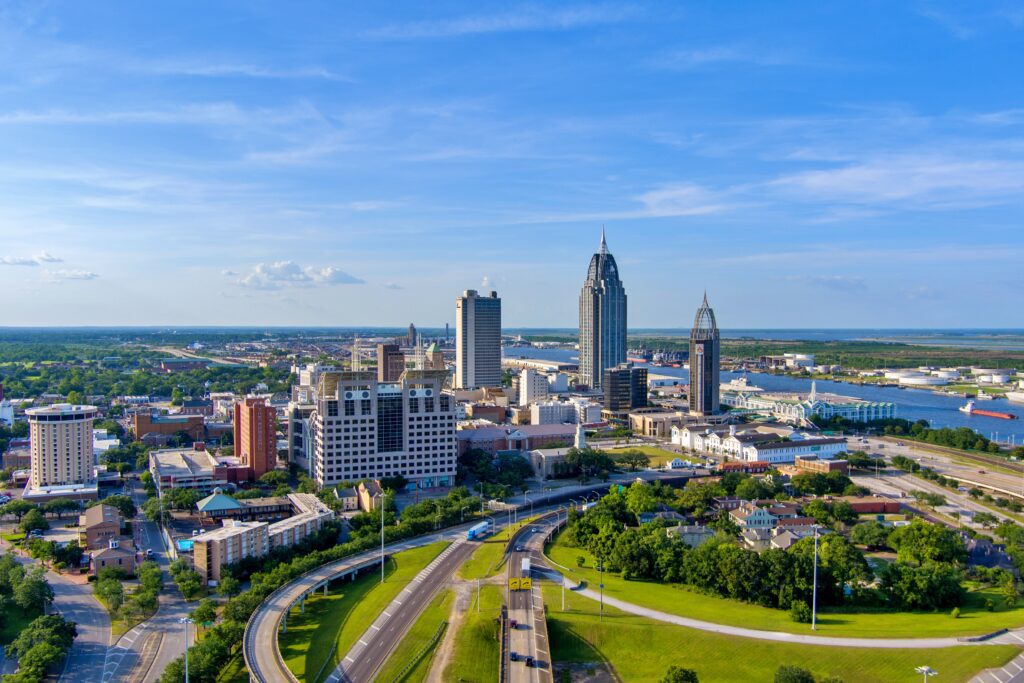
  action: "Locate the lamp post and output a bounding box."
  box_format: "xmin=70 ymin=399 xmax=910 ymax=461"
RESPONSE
xmin=179 ymin=617 xmax=193 ymax=683
xmin=915 ymin=665 xmax=937 ymax=681
xmin=811 ymin=525 xmax=819 ymax=631
xmin=380 ymin=493 xmax=385 ymax=583
xmin=599 ymin=557 xmax=604 ymax=622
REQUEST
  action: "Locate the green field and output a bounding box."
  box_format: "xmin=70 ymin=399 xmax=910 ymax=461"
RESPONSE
xmin=376 ymin=588 xmax=452 ymax=683
xmin=443 ymin=584 xmax=503 ymax=683
xmin=548 ymin=531 xmax=1024 ymax=638
xmin=543 ymin=584 xmax=1020 ymax=682
xmin=277 ymin=541 xmax=448 ymax=683
xmin=604 ymin=444 xmax=700 ymax=467
xmin=458 ymin=538 xmax=509 ymax=580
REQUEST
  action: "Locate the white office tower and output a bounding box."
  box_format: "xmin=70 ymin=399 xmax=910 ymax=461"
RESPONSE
xmin=27 ymin=403 xmax=97 ymax=488
xmin=309 ymin=370 xmax=457 ymax=489
xmin=518 ymin=368 xmax=551 ymax=407
xmin=455 ymin=289 xmax=502 ymax=389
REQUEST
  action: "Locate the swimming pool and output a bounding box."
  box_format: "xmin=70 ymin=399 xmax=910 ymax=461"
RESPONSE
xmin=176 ymin=539 xmax=194 ymax=552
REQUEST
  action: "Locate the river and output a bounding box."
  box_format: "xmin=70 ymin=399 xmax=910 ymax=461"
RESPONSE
xmin=503 ymin=348 xmax=1024 ymax=444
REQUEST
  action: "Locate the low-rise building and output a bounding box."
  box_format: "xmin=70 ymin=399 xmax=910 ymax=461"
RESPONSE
xmin=729 ymin=503 xmax=778 ymax=529
xmin=79 ymin=504 xmax=122 ymax=550
xmin=91 ymin=539 xmax=137 ymax=575
xmin=132 ymin=410 xmax=205 ymax=444
xmin=667 ymin=524 xmax=716 ymax=548
xmin=149 ymin=443 xmax=251 ymax=494
xmin=740 ymin=438 xmax=847 ymax=465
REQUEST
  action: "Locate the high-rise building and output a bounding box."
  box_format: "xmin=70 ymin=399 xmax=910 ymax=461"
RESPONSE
xmin=518 ymin=368 xmax=550 ymax=407
xmin=376 ymin=343 xmax=406 ymax=382
xmin=27 ymin=403 xmax=97 ymax=488
xmin=579 ymin=228 xmax=627 ymax=389
xmin=309 ymin=369 xmax=457 ymax=489
xmin=234 ymin=396 xmax=277 ymax=479
xmin=455 ymin=289 xmax=502 ymax=389
xmin=287 ymin=364 xmax=335 ymax=474
xmin=406 ymin=323 xmax=417 ymax=347
xmin=603 ymin=364 xmax=648 ymax=415
xmin=424 ymin=342 xmax=445 ymax=371
xmin=689 ymin=293 xmax=721 ymax=416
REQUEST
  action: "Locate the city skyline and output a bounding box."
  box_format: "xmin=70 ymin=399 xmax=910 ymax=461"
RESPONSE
xmin=1 ymin=2 xmax=1023 ymax=328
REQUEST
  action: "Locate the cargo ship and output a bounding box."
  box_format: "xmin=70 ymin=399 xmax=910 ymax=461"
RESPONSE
xmin=959 ymin=401 xmax=1019 ymax=420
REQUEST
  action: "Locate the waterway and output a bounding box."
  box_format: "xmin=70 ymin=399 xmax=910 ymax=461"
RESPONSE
xmin=504 ymin=348 xmax=1024 ymax=444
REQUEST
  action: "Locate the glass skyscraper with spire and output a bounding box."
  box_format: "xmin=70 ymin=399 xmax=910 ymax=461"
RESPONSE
xmin=689 ymin=293 xmax=721 ymax=416
xmin=578 ymin=228 xmax=627 ymax=389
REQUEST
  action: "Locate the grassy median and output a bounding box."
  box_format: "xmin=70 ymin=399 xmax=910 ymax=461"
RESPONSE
xmin=376 ymin=588 xmax=452 ymax=682
xmin=277 ymin=541 xmax=448 ymax=683
xmin=548 ymin=530 xmax=1024 ymax=638
xmin=543 ymin=584 xmax=1021 ymax=682
xmin=443 ymin=584 xmax=503 ymax=683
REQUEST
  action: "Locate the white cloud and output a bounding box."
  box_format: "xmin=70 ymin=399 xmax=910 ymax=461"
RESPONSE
xmin=365 ymin=5 xmax=634 ymax=39
xmin=383 ymin=282 xmax=402 ymax=290
xmin=235 ymin=261 xmax=364 ymax=290
xmin=652 ymin=45 xmax=800 ymax=70
xmin=45 ymin=269 xmax=98 ymax=281
xmin=481 ymin=275 xmax=492 ymax=288
xmin=136 ymin=60 xmax=350 ymax=81
xmin=0 ymin=252 xmax=63 ymax=266
xmin=634 ymin=183 xmax=728 ymax=217
xmin=0 ymin=256 xmax=39 ymax=266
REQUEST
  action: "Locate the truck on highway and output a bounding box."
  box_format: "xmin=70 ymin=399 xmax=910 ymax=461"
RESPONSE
xmin=521 ymin=557 xmax=531 ymax=574
xmin=467 ymin=520 xmax=492 ymax=540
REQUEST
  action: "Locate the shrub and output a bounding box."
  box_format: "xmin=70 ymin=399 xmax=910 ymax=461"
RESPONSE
xmin=775 ymin=665 xmax=816 ymax=683
xmin=789 ymin=600 xmax=812 ymax=624
xmin=951 ymin=607 xmax=961 ymax=618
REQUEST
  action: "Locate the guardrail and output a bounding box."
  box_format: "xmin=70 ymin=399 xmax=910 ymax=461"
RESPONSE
xmin=498 ymin=606 xmax=509 ymax=683
xmin=388 ymin=621 xmax=448 ymax=683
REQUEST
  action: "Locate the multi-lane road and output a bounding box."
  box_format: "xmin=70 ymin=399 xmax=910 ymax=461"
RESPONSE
xmin=507 ymin=517 xmax=556 ymax=683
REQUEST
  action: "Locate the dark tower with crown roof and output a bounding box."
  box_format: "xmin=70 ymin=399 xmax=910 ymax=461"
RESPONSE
xmin=689 ymin=293 xmax=720 ymax=415
xmin=578 ymin=228 xmax=627 ymax=389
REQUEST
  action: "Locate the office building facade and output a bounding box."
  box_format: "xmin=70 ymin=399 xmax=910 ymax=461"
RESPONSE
xmin=455 ymin=289 xmax=502 ymax=389
xmin=234 ymin=396 xmax=277 ymax=479
xmin=603 ymin=364 xmax=649 ymax=415
xmin=27 ymin=403 xmax=97 ymax=488
xmin=309 ymin=370 xmax=457 ymax=489
xmin=689 ymin=293 xmax=721 ymax=416
xmin=376 ymin=343 xmax=406 ymax=382
xmin=579 ymin=229 xmax=627 ymax=389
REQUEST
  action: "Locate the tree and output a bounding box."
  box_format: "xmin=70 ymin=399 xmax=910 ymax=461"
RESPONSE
xmin=880 ymin=561 xmax=965 ymax=610
xmin=14 ymin=569 xmax=54 ymax=611
xmin=775 ymin=665 xmax=816 ymax=683
xmin=90 ymin=494 xmax=136 ymax=519
xmin=190 ymin=598 xmax=218 ymax=627
xmin=661 ymin=666 xmax=699 ymax=683
xmin=626 ymin=481 xmax=658 ymax=518
xmin=142 ymin=496 xmax=163 ymax=522
xmin=830 ymin=500 xmax=857 ymax=525
xmin=888 ymin=519 xmax=966 ymax=566
xmin=616 ymin=450 xmax=650 ymax=472
xmin=3 ymin=498 xmax=36 ymax=521
xmin=258 ymin=470 xmax=289 ymax=487
xmin=217 ymin=575 xmax=241 ymax=598
xmin=974 ymin=512 xmax=999 ymax=529
xmin=851 ymin=522 xmax=890 ymax=550
xmin=20 ymin=508 xmax=50 ymax=533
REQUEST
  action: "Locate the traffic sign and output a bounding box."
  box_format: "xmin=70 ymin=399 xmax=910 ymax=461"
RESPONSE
xmin=521 ymin=578 xmax=532 ymax=590
xmin=509 ymin=577 xmax=520 ymax=590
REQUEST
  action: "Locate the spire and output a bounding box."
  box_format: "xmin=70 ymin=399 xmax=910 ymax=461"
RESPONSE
xmin=702 ymin=290 xmax=708 ymax=306
xmin=599 ymin=225 xmax=608 ymax=254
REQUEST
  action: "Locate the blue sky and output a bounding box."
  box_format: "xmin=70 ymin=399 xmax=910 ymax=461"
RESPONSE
xmin=0 ymin=1 xmax=1022 ymax=328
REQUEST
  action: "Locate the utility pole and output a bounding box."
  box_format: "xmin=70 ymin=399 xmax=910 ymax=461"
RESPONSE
xmin=811 ymin=525 xmax=819 ymax=631
xmin=381 ymin=493 xmax=386 ymax=583
xmin=477 ymin=578 xmax=481 ymax=614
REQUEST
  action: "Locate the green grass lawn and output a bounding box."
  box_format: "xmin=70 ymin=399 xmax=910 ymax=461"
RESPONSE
xmin=459 ymin=539 xmax=509 ymax=580
xmin=216 ymin=651 xmax=250 ymax=683
xmin=443 ymin=584 xmax=503 ymax=683
xmin=0 ymin=605 xmax=41 ymax=645
xmin=543 ymin=584 xmax=1021 ymax=683
xmin=547 ymin=530 xmax=1024 ymax=638
xmin=605 ymin=445 xmax=700 ymax=467
xmin=277 ymin=541 xmax=448 ymax=683
xmin=376 ymin=588 xmax=452 ymax=683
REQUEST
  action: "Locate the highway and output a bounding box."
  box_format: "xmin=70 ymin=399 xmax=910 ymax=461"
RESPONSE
xmin=326 ymin=540 xmax=476 ymax=683
xmin=506 ymin=514 xmax=560 ymax=683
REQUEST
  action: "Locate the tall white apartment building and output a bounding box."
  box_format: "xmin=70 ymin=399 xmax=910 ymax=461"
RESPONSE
xmin=518 ymin=368 xmax=550 ymax=407
xmin=310 ymin=370 xmax=457 ymax=489
xmin=27 ymin=403 xmax=97 ymax=488
xmin=531 ymin=401 xmax=577 ymax=425
xmin=455 ymin=289 xmax=502 ymax=389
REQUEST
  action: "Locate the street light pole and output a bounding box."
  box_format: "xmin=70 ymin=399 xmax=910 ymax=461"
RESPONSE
xmin=380 ymin=493 xmax=385 ymax=583
xmin=599 ymin=558 xmax=604 ymax=623
xmin=179 ymin=617 xmax=193 ymax=683
xmin=811 ymin=525 xmax=819 ymax=631
xmin=915 ymin=665 xmax=937 ymax=681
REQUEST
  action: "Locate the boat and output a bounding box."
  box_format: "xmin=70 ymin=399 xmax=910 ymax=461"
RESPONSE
xmin=1007 ymin=391 xmax=1024 ymax=405
xmin=976 ymin=390 xmax=995 ymax=400
xmin=959 ymin=401 xmax=1018 ymax=420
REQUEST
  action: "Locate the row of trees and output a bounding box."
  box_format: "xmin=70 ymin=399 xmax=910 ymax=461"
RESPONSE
xmin=93 ymin=562 xmax=163 ymax=623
